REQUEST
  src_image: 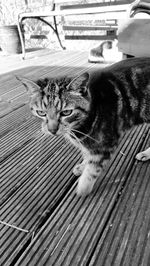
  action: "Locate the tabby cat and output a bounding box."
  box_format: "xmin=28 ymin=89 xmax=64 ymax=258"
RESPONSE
xmin=18 ymin=57 xmax=150 ymax=196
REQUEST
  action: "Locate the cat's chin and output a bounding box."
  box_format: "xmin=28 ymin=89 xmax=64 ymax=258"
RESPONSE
xmin=42 ymin=130 xmax=61 ymax=137
xmin=41 ymin=127 xmax=56 ymax=137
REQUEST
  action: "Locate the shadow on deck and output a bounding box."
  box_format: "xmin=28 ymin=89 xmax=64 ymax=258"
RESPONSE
xmin=1 ymin=49 xmax=150 ymax=266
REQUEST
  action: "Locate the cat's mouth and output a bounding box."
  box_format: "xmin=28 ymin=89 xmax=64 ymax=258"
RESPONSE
xmin=42 ymin=122 xmax=60 ymax=136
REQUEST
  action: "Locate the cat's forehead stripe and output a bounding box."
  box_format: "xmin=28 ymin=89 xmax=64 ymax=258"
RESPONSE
xmin=62 ymin=102 xmax=67 ymax=109
xmin=42 ymin=100 xmax=47 ymax=110
xmin=35 ymin=99 xmax=42 ymax=109
xmin=55 ymin=83 xmax=60 ymax=93
xmin=54 ymin=96 xmax=61 ymax=110
xmin=42 ymin=81 xmax=62 ymax=110
xmin=43 ymin=95 xmax=48 ymax=107
xmin=50 ymin=83 xmax=60 ymax=96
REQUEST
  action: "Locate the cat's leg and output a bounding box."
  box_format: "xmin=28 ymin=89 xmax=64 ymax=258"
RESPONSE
xmin=136 ymin=147 xmax=150 ymax=161
xmin=73 ymin=162 xmax=85 ymax=176
xmin=76 ymin=159 xmax=102 ymax=196
xmin=73 ymin=160 xmax=86 ymax=176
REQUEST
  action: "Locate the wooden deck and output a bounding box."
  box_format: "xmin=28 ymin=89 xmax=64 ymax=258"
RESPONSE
xmin=1 ymin=49 xmax=150 ymax=266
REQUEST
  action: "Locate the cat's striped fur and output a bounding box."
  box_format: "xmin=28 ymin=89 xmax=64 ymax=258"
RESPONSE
xmin=18 ymin=57 xmax=150 ymax=196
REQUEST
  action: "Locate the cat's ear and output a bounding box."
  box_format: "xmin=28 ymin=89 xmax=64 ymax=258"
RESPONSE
xmin=68 ymin=72 xmax=89 ymax=95
xmin=16 ymin=76 xmax=40 ymax=95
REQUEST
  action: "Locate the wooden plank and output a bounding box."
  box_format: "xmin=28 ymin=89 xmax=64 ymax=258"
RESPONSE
xmin=30 ymin=34 xmax=48 ymax=39
xmin=63 ymin=25 xmax=118 ymax=31
xmin=54 ymin=0 xmax=80 ymax=4
xmin=60 ymin=0 xmax=132 ymax=10
xmin=65 ymin=35 xmax=117 ymax=40
xmin=13 ymin=124 xmax=150 ymax=266
xmin=19 ymin=5 xmax=129 ymax=18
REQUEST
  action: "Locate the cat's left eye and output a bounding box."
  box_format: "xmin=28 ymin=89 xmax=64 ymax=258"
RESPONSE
xmin=61 ymin=110 xmax=73 ymax=116
xmin=36 ymin=110 xmax=47 ymax=117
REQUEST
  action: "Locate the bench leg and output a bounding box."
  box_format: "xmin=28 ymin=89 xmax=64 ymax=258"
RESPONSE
xmin=17 ymin=16 xmax=66 ymax=59
xmin=53 ymin=16 xmax=66 ymax=50
xmin=17 ymin=18 xmax=26 ymax=60
xmin=38 ymin=17 xmax=66 ymax=50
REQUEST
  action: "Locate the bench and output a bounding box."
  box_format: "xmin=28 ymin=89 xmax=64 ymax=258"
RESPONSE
xmin=17 ymin=0 xmax=132 ymax=59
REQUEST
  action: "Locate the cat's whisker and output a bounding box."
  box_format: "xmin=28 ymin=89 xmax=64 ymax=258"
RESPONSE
xmin=63 ymin=133 xmax=71 ymax=146
xmin=72 ymin=129 xmax=99 ymax=144
xmin=68 ymin=130 xmax=83 ymax=150
xmin=69 ymin=131 xmax=81 ymax=143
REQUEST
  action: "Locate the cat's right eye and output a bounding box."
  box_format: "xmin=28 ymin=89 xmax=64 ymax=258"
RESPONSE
xmin=36 ymin=110 xmax=47 ymax=117
xmin=60 ymin=109 xmax=73 ymax=116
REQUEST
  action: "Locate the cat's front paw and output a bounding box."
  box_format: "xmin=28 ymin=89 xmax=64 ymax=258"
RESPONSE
xmin=76 ymin=175 xmax=96 ymax=197
xmin=136 ymin=147 xmax=150 ymax=161
xmin=73 ymin=163 xmax=85 ymax=176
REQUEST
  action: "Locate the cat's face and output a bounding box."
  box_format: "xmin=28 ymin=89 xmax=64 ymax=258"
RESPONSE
xmin=18 ymin=73 xmax=91 ymax=138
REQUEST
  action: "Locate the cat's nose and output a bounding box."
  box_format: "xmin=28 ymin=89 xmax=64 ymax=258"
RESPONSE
xmin=50 ymin=127 xmax=58 ymax=134
xmin=47 ymin=120 xmax=58 ymax=135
